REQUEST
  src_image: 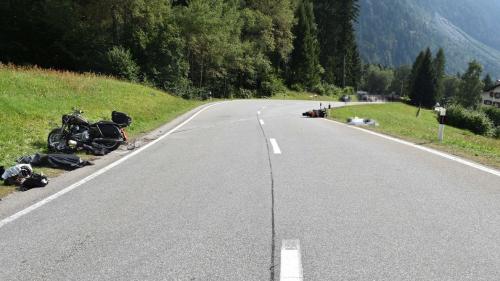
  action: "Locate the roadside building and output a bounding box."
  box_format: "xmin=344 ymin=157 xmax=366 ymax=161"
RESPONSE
xmin=482 ymin=82 xmax=500 ymax=108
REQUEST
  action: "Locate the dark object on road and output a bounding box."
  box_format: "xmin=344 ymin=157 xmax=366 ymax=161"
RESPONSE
xmin=340 ymin=95 xmax=351 ymax=102
xmin=302 ymin=109 xmax=328 ymax=118
xmin=17 ymin=153 xmax=93 ymax=170
xmin=1 ymin=164 xmax=33 ymax=186
xmin=21 ymin=173 xmax=48 ymax=190
xmin=48 ymin=109 xmax=131 ymax=155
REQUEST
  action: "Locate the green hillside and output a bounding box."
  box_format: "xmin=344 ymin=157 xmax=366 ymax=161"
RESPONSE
xmin=0 ymin=65 xmax=202 ymax=167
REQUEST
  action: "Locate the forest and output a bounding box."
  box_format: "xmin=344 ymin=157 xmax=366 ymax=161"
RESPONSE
xmin=0 ymin=0 xmax=360 ymax=99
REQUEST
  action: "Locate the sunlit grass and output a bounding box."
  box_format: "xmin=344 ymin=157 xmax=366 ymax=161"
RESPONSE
xmin=0 ymin=65 xmax=202 ymax=197
xmin=328 ymin=103 xmax=500 ymax=169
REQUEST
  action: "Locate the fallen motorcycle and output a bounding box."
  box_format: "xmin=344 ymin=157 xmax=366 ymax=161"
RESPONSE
xmin=48 ymin=109 xmax=131 ymax=154
xmin=302 ymin=109 xmax=327 ymax=118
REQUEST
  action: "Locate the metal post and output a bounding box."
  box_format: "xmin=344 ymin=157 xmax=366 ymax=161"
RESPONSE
xmin=435 ymin=106 xmax=446 ymax=142
xmin=438 ymin=124 xmax=445 ymax=142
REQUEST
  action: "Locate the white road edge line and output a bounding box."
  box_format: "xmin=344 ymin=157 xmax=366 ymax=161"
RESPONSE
xmin=323 ymin=119 xmax=500 ymax=177
xmin=260 ymin=119 xmax=265 ymax=125
xmin=0 ymin=103 xmax=222 ymax=229
xmin=270 ymin=138 xmax=281 ymax=154
xmin=280 ymin=239 xmax=303 ymax=281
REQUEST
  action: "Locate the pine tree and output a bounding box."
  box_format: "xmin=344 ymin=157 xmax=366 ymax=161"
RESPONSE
xmin=289 ymin=0 xmax=322 ymax=89
xmin=433 ymin=48 xmax=446 ymax=103
xmin=339 ymin=0 xmax=361 ymax=88
xmin=314 ymin=0 xmax=336 ymax=84
xmin=409 ymin=51 xmax=424 ymax=105
xmin=345 ymin=35 xmax=362 ymax=88
xmin=483 ymin=73 xmax=494 ymax=91
xmin=314 ymin=0 xmax=361 ymax=88
xmin=410 ymin=48 xmax=437 ymax=107
xmin=457 ymin=60 xmax=484 ymax=109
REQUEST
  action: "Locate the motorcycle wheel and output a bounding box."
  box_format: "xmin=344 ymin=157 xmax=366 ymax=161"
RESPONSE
xmin=47 ymin=128 xmax=68 ymax=152
xmin=94 ymin=140 xmax=121 ymax=152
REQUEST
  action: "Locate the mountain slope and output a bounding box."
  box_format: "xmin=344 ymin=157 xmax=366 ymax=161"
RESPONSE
xmin=418 ymin=0 xmax=500 ymax=50
xmin=358 ymin=0 xmax=500 ymax=77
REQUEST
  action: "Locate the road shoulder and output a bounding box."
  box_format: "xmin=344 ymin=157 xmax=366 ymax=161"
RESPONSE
xmin=0 ymin=102 xmax=222 ymax=220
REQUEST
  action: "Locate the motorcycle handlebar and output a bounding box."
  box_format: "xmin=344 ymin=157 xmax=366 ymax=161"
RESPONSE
xmin=71 ymin=107 xmax=83 ymax=114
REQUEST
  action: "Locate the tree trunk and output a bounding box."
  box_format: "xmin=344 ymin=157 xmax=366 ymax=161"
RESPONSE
xmin=199 ymin=53 xmax=204 ymax=88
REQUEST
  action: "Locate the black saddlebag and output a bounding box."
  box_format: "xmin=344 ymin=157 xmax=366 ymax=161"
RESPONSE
xmin=112 ymin=111 xmax=132 ymax=128
xmin=96 ymin=122 xmax=123 ymax=139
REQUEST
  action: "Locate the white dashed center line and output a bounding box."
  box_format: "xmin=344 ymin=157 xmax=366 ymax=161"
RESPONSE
xmin=257 ymin=111 xmax=261 ymax=115
xmin=280 ymin=239 xmax=303 ymax=281
xmin=270 ymin=138 xmax=281 ymax=154
xmin=260 ymin=119 xmax=265 ymax=125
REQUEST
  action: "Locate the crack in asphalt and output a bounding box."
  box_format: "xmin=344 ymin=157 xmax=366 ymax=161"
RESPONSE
xmin=256 ymin=111 xmax=277 ymax=281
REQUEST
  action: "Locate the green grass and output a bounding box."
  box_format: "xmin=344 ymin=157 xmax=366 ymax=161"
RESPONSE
xmin=0 ymin=65 xmax=202 ymax=197
xmin=271 ymin=90 xmax=339 ymax=101
xmin=328 ymin=103 xmax=500 ymax=169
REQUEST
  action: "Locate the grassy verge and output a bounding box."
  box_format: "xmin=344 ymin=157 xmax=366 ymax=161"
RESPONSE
xmin=271 ymin=90 xmax=339 ymax=101
xmin=328 ymin=103 xmax=500 ymax=169
xmin=0 ymin=65 xmax=203 ymax=197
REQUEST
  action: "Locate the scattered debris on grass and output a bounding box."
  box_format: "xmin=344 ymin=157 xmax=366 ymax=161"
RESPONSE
xmin=1 ymin=164 xmax=48 ymax=190
xmin=17 ymin=153 xmax=93 ymax=170
xmin=347 ymin=117 xmax=379 ymax=127
xmin=1 ymin=109 xmax=132 ymax=194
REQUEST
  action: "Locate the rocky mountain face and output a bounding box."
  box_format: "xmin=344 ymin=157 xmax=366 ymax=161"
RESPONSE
xmin=358 ymin=0 xmax=500 ymax=77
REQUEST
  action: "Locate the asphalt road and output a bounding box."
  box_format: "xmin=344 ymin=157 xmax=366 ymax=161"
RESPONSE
xmin=0 ymin=100 xmax=499 ymax=281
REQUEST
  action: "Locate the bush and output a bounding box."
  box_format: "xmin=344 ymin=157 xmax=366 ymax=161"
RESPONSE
xmin=342 ymin=86 xmax=355 ymax=96
xmin=290 ymin=83 xmax=304 ymax=92
xmin=446 ymin=104 xmax=495 ymax=136
xmin=311 ymin=83 xmax=325 ymax=95
xmin=323 ymin=83 xmax=343 ymax=96
xmin=261 ymin=76 xmax=286 ymax=97
xmin=292 ymin=81 xmax=351 ymax=97
xmin=105 ymin=46 xmax=140 ymax=82
xmin=482 ymin=106 xmax=500 ymax=126
xmin=168 ymin=82 xmax=209 ymax=100
xmin=311 ymin=82 xmax=342 ymax=96
xmin=234 ymin=88 xmax=255 ymax=99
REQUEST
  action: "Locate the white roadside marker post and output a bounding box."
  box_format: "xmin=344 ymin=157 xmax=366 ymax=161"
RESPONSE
xmin=438 ymin=122 xmax=445 ymax=142
xmin=435 ymin=105 xmax=446 ymax=142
